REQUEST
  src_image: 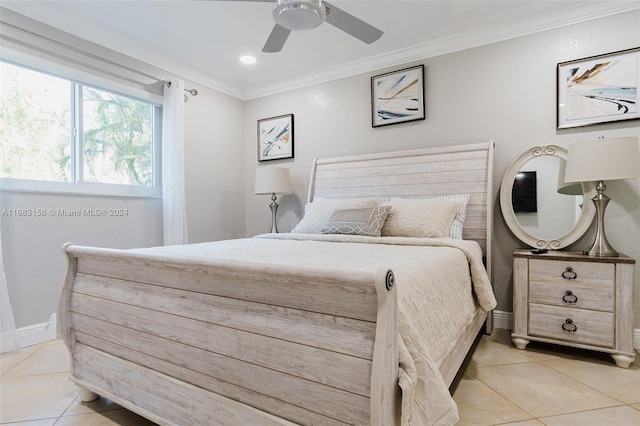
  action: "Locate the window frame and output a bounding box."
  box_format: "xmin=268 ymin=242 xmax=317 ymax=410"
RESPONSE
xmin=0 ymin=58 xmax=162 ymax=198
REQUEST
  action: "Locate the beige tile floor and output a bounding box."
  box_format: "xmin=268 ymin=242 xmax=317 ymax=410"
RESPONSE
xmin=453 ymin=329 xmax=640 ymax=425
xmin=1 ymin=329 xmax=638 ymax=425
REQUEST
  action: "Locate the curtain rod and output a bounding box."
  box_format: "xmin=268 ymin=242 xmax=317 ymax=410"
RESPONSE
xmin=166 ymin=81 xmax=198 ymax=97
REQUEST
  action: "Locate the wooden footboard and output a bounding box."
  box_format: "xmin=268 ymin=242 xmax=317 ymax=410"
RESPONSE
xmin=58 ymin=243 xmax=398 ymax=426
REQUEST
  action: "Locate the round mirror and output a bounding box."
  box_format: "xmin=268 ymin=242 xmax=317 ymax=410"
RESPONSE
xmin=500 ymin=145 xmax=596 ymax=249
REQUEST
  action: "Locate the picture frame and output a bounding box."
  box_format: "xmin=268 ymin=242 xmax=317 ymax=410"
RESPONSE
xmin=257 ymin=114 xmax=294 ymax=162
xmin=557 ymin=47 xmax=639 ymax=129
xmin=371 ymin=65 xmax=425 ymax=127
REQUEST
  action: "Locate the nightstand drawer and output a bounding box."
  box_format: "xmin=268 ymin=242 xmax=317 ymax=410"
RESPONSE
xmin=529 ymin=304 xmax=614 ymax=348
xmin=529 ymin=259 xmax=615 ymax=289
xmin=529 ymin=281 xmax=613 ymax=312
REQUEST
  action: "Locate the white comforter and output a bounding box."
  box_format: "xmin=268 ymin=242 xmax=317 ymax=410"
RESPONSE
xmin=133 ymin=234 xmax=496 ymax=425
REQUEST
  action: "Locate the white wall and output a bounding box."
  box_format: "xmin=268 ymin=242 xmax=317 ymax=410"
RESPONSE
xmin=184 ymin=82 xmax=246 ymax=243
xmin=243 ymin=11 xmax=640 ymax=327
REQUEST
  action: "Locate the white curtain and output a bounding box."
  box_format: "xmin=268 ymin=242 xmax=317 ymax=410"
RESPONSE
xmin=162 ymin=80 xmax=189 ymax=246
xmin=0 ymin=223 xmax=20 ymax=353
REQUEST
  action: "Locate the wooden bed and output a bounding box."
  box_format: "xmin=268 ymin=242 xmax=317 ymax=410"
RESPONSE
xmin=58 ymin=141 xmax=495 ymax=425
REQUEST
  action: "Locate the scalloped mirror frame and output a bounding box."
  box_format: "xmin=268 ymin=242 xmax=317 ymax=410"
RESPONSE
xmin=500 ymin=145 xmax=596 ymax=250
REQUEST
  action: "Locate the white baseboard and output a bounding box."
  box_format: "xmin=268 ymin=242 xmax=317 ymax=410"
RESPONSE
xmin=493 ymin=310 xmax=640 ymax=351
xmin=16 ymin=313 xmax=57 ymax=348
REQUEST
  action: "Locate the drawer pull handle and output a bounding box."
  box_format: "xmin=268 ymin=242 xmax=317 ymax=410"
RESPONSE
xmin=561 ymin=267 xmax=577 ymax=280
xmin=562 ymin=290 xmax=578 ymax=304
xmin=562 ymin=319 xmax=577 ymax=333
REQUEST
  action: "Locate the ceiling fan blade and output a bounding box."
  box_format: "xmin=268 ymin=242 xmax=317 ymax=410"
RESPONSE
xmin=262 ymin=24 xmax=291 ymax=53
xmin=324 ymin=1 xmax=383 ymax=44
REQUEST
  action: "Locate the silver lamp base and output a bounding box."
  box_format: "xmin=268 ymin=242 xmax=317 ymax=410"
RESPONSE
xmin=582 ymin=180 xmax=618 ymax=257
xmin=269 ymin=193 xmax=279 ymax=233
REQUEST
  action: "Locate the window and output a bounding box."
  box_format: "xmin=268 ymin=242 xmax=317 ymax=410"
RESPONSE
xmin=1 ymin=60 xmax=161 ymax=197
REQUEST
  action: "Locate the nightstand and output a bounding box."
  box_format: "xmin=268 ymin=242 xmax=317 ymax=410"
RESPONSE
xmin=511 ymin=249 xmax=636 ymax=368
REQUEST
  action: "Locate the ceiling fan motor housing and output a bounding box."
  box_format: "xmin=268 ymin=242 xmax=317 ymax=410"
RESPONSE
xmin=273 ymin=0 xmax=326 ymax=31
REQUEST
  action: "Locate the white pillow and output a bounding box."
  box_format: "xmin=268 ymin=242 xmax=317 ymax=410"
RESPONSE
xmin=291 ymin=197 xmax=379 ymax=234
xmin=380 ymin=199 xmax=462 ymax=238
xmin=380 ymin=194 xmax=470 ymax=239
xmin=319 ymin=204 xmax=392 ymax=237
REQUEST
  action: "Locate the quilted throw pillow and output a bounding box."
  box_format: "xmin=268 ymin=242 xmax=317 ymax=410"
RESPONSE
xmin=380 ymin=194 xmax=470 ymax=239
xmin=291 ymin=197 xmax=379 ymax=234
xmin=319 ymin=204 xmax=392 ymax=237
xmin=423 ymin=194 xmax=470 ymax=239
xmin=381 ymin=199 xmax=461 ymax=238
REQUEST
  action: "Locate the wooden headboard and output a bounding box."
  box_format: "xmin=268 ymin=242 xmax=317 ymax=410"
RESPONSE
xmin=307 ymin=141 xmax=495 ymax=278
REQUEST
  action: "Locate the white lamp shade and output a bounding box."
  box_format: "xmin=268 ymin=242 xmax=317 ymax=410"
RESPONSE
xmin=255 ymin=167 xmax=293 ymax=195
xmin=564 ymin=137 xmax=640 ymax=183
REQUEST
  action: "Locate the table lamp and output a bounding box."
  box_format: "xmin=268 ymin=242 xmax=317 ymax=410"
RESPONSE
xmin=255 ymin=167 xmax=293 ymax=233
xmin=564 ymin=137 xmax=640 ymax=256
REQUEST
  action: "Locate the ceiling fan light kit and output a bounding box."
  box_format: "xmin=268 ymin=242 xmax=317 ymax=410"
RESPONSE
xmin=273 ymin=0 xmax=326 ymax=31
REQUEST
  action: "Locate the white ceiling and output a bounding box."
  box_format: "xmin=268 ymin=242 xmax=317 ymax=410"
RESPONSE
xmin=2 ymin=1 xmax=639 ymax=100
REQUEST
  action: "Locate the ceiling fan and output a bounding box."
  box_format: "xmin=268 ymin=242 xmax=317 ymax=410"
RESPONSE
xmin=213 ymin=0 xmax=383 ymax=53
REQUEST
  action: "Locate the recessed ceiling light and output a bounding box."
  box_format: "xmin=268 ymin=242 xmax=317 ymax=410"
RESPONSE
xmin=239 ymin=55 xmax=257 ymax=65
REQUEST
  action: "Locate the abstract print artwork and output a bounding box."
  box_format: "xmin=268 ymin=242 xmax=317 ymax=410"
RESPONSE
xmin=557 ymin=48 xmax=639 ymax=129
xmin=371 ymin=65 xmax=425 ymax=127
xmin=257 ymin=114 xmax=294 ymax=161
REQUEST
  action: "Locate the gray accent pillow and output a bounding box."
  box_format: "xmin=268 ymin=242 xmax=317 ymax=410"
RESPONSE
xmin=320 ymin=204 xmax=392 ymax=237
xmin=291 ymin=197 xmax=378 ymax=234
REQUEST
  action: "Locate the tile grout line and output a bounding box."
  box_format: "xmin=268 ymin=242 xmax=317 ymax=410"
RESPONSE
xmin=539 ymin=357 xmax=637 ymax=408
xmin=0 ymin=345 xmax=45 ymax=378
xmin=1 ymin=343 xmax=72 ymax=425
xmin=470 ymin=361 xmax=544 ymax=421
xmin=54 ymin=394 xmax=81 ymax=424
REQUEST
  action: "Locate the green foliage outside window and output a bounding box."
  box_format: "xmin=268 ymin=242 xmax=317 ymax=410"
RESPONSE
xmin=83 ymin=87 xmax=153 ymax=186
xmin=1 ymin=61 xmax=157 ymax=188
xmin=0 ymin=63 xmax=71 ymax=182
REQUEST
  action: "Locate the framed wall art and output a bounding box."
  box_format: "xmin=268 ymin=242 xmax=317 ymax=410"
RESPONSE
xmin=371 ymin=65 xmax=425 ymax=127
xmin=257 ymin=114 xmax=294 ymax=162
xmin=557 ymin=47 xmax=639 ymax=129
